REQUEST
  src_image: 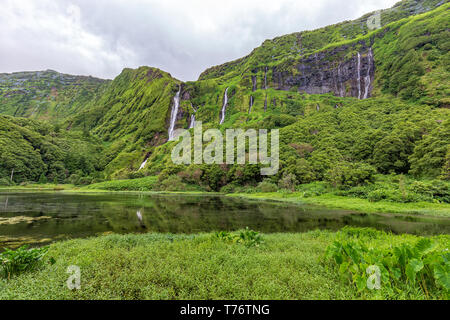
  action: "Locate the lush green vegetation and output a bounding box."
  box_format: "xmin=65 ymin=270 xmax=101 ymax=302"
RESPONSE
xmin=0 ymin=246 xmax=52 ymax=279
xmin=1 ymin=1 xmax=448 ymax=192
xmin=325 ymin=227 xmax=449 ymax=299
xmin=0 ymin=115 xmax=104 ymax=185
xmin=0 ymin=228 xmax=447 ymax=299
xmin=84 ymin=176 xmax=159 ymax=191
xmin=0 ymin=0 xmax=448 ymax=301
xmin=0 ymin=70 xmax=108 ymax=120
xmin=231 ymin=193 xmax=450 ymax=217
xmin=199 ymin=0 xmax=446 ymax=82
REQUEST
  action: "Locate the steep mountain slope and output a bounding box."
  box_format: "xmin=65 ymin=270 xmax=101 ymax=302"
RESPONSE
xmin=189 ymin=0 xmax=449 ymax=121
xmin=135 ymin=0 xmax=450 ymax=186
xmin=0 ymin=115 xmax=103 ymax=184
xmin=0 ymin=70 xmax=108 ymax=121
xmin=0 ymin=0 xmax=448 ymax=185
xmin=199 ymin=0 xmax=446 ymax=81
xmin=65 ymin=66 xmax=182 ymax=177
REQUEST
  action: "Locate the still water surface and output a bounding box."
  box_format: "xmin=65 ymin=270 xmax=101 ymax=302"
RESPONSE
xmin=0 ymin=192 xmax=449 ymax=248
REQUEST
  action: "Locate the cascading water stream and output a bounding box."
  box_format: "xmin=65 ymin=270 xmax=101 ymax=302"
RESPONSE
xmin=138 ymin=157 xmax=148 ymax=171
xmin=363 ymin=48 xmax=373 ymax=100
xmin=337 ymin=64 xmax=345 ymax=97
xmin=248 ymin=96 xmax=254 ymax=114
xmin=220 ymin=88 xmax=229 ymax=125
xmin=189 ymin=115 xmax=195 ymax=129
xmin=251 ymin=76 xmax=257 ymax=92
xmin=168 ymin=86 xmax=181 ymax=141
xmin=189 ymin=104 xmax=197 ymax=129
xmin=356 ymin=52 xmax=362 ymax=99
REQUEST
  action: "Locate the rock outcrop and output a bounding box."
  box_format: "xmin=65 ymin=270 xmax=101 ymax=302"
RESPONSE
xmin=272 ymin=43 xmax=375 ymax=99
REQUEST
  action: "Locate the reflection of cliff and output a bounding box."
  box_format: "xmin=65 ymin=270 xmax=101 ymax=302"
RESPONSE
xmin=1 ymin=194 xmax=449 ymax=250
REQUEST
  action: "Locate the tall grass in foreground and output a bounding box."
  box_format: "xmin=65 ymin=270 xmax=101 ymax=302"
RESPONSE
xmin=0 ymin=229 xmax=448 ymax=300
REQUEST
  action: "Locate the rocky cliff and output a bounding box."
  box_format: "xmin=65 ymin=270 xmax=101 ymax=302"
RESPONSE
xmin=271 ymin=44 xmax=375 ymax=98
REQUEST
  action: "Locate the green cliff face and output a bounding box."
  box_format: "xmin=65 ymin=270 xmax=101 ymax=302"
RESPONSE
xmin=0 ymin=0 xmax=449 ymax=184
xmin=0 ymin=70 xmax=108 ymax=121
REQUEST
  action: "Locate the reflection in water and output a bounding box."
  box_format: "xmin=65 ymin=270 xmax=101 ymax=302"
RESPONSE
xmin=136 ymin=210 xmax=146 ymax=229
xmin=0 ymin=192 xmax=448 ymax=249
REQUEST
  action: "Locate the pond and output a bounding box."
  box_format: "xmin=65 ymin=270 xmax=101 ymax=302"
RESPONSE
xmin=0 ymin=191 xmax=449 ymax=249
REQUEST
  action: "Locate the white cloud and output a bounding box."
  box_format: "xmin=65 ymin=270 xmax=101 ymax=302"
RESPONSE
xmin=0 ymin=0 xmax=399 ymax=80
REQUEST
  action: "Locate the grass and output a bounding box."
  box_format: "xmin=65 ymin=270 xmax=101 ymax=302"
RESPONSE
xmin=82 ymin=176 xmax=158 ymax=191
xmin=229 ymin=193 xmax=450 ymax=217
xmin=0 ymin=229 xmax=447 ymax=300
xmin=0 ymin=183 xmax=75 ymax=191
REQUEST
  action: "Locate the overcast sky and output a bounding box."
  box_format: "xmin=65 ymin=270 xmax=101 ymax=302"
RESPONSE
xmin=0 ymin=0 xmax=399 ymax=81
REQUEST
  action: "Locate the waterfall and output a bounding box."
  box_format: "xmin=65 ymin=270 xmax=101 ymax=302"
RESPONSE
xmin=136 ymin=210 xmax=143 ymax=222
xmin=138 ymin=157 xmax=148 ymax=171
xmin=136 ymin=210 xmax=146 ymax=228
xmin=248 ymin=96 xmax=254 ymax=114
xmin=219 ymin=88 xmax=229 ymax=124
xmin=337 ymin=64 xmax=345 ymax=97
xmin=168 ymin=86 xmax=181 ymax=141
xmin=363 ymin=48 xmax=373 ymax=100
xmin=356 ymin=52 xmax=362 ymax=99
xmin=189 ymin=104 xmax=197 ymax=129
xmin=264 ymin=67 xmax=268 ymax=90
xmin=251 ymin=76 xmax=257 ymax=92
xmin=138 ymin=159 xmax=148 ymax=170
xmin=264 ymin=66 xmax=268 ymax=111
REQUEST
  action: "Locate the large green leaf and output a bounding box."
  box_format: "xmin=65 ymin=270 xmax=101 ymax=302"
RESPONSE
xmin=405 ymin=259 xmax=424 ymax=283
xmin=414 ymin=238 xmax=435 ymax=256
xmin=434 ymin=264 xmax=450 ymax=291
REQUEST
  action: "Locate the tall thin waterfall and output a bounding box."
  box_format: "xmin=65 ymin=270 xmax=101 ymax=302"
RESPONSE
xmin=251 ymin=76 xmax=257 ymax=92
xmin=189 ymin=104 xmax=197 ymax=129
xmin=248 ymin=96 xmax=254 ymax=114
xmin=363 ymin=48 xmax=373 ymax=100
xmin=264 ymin=67 xmax=268 ymax=90
xmin=138 ymin=157 xmax=148 ymax=171
xmin=264 ymin=66 xmax=268 ymax=111
xmin=220 ymin=88 xmax=229 ymax=125
xmin=356 ymin=52 xmax=362 ymax=99
xmin=189 ymin=115 xmax=195 ymax=129
xmin=168 ymin=86 xmax=181 ymax=141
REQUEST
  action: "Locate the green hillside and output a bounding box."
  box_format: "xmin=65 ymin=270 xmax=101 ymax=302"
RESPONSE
xmin=0 ymin=115 xmax=103 ymax=185
xmin=0 ymin=0 xmax=449 ymax=197
xmin=0 ymin=70 xmax=108 ymax=121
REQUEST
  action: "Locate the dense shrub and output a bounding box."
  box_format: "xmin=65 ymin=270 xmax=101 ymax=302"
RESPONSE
xmin=410 ymin=180 xmax=450 ymax=203
xmin=278 ymin=173 xmax=297 ymax=191
xmin=0 ymin=246 xmax=51 ymax=279
xmin=256 ymin=180 xmax=278 ymax=193
xmin=158 ymin=175 xmax=188 ymax=192
xmin=296 ymin=181 xmax=330 ymax=197
xmin=326 ymin=162 xmax=376 ymax=189
xmin=0 ymin=177 xmax=14 ymax=186
xmin=214 ymin=228 xmax=263 ymax=247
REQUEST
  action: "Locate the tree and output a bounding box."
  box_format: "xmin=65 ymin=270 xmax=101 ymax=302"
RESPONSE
xmin=38 ymin=172 xmax=47 ymax=184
